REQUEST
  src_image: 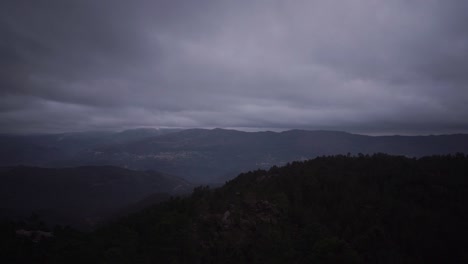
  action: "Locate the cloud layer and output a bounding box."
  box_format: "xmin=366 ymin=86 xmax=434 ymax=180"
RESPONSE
xmin=1 ymin=0 xmax=468 ymax=134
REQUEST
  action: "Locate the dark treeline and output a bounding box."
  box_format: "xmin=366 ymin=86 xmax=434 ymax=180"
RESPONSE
xmin=1 ymin=154 xmax=468 ymax=263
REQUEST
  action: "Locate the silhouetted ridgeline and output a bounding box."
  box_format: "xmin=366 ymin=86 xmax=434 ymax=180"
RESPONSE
xmin=1 ymin=154 xmax=467 ymax=263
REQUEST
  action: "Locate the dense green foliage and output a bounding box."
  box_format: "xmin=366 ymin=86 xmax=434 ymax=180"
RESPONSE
xmin=1 ymin=154 xmax=468 ymax=263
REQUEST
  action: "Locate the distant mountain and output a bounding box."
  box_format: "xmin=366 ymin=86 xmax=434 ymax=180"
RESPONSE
xmin=2 ymin=128 xmax=468 ymax=184
xmin=0 ymin=166 xmax=192 ymax=228
xmin=84 ymin=128 xmax=468 ymax=183
xmin=0 ymin=128 xmax=181 ymax=167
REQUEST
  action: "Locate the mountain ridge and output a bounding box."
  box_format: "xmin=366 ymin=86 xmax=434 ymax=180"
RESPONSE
xmin=87 ymin=128 xmax=468 ymax=183
xmin=2 ymin=128 xmax=468 ymax=183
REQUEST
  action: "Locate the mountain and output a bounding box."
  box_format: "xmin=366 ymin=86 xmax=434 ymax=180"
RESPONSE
xmin=2 ymin=128 xmax=468 ymax=184
xmin=3 ymin=154 xmax=467 ymax=263
xmin=0 ymin=128 xmax=181 ymax=167
xmin=84 ymin=128 xmax=468 ymax=183
xmin=0 ymin=166 xmax=192 ymax=228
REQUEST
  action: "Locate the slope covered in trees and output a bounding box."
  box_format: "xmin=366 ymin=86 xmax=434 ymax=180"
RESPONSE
xmin=0 ymin=166 xmax=191 ymax=228
xmin=1 ymin=154 xmax=467 ymax=263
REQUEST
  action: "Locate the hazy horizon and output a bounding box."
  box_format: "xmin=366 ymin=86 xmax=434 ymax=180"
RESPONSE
xmin=3 ymin=126 xmax=468 ymax=137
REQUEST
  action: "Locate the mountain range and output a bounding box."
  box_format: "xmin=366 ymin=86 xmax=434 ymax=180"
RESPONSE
xmin=2 ymin=128 xmax=468 ymax=183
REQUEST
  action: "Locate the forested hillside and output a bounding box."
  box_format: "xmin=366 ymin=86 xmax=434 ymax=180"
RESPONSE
xmin=1 ymin=154 xmax=467 ymax=263
xmin=0 ymin=166 xmax=191 ymax=228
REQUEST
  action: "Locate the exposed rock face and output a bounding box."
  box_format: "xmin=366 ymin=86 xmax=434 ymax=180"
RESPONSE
xmin=195 ymin=199 xmax=283 ymax=255
xmin=16 ymin=229 xmax=53 ymax=243
xmin=222 ymin=210 xmax=231 ymax=226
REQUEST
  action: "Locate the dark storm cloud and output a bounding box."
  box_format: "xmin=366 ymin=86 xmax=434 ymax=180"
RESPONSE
xmin=1 ymin=0 xmax=468 ymax=134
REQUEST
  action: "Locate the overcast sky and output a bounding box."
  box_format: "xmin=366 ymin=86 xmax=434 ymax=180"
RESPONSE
xmin=1 ymin=0 xmax=468 ymax=134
